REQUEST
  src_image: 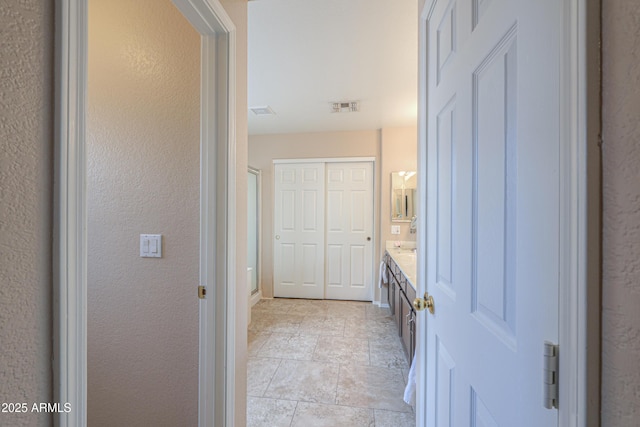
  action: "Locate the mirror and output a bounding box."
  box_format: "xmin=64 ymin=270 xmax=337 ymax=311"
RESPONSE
xmin=391 ymin=171 xmax=417 ymax=221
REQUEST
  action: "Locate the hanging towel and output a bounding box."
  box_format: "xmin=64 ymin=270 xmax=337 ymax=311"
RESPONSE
xmin=404 ymin=350 xmax=417 ymax=405
xmin=378 ymin=261 xmax=388 ymax=288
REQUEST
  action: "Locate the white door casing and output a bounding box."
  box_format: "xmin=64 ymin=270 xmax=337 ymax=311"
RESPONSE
xmin=325 ymin=162 xmax=374 ymax=301
xmin=423 ymin=0 xmax=563 ymax=425
xmin=273 ymin=163 xmax=326 ymax=299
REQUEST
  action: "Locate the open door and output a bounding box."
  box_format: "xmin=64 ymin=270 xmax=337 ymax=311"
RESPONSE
xmin=415 ymin=0 xmax=596 ymax=425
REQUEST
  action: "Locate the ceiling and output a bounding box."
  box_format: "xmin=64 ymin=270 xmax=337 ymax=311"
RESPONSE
xmin=247 ymin=0 xmax=418 ymax=135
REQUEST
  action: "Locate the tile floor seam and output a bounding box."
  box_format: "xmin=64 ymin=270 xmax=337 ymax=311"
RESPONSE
xmin=334 ymin=363 xmax=342 ymax=405
xmin=288 ymin=400 xmax=299 ymax=427
xmin=261 ymin=357 xmax=283 ymax=398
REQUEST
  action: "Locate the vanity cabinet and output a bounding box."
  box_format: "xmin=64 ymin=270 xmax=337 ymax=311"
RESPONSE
xmin=400 ymin=293 xmax=415 ymax=366
xmin=385 ymin=251 xmax=416 ymax=366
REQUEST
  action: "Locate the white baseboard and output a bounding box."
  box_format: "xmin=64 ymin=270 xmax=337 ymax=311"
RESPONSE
xmin=250 ymin=290 xmax=262 ymax=307
xmin=373 ymin=300 xmax=390 ymax=309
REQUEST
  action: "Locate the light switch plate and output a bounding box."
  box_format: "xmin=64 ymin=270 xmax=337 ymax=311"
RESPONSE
xmin=140 ymin=234 xmax=162 ymax=258
xmin=391 ymin=225 xmax=401 ymax=235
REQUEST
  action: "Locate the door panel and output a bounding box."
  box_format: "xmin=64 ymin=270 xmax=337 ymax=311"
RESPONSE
xmin=273 ymin=163 xmax=325 ymax=299
xmin=325 ymin=162 xmax=374 ymax=301
xmin=435 ymin=337 xmax=455 ymax=427
xmin=425 ymin=0 xmax=560 ymax=425
xmin=472 ymin=25 xmax=518 ymax=343
xmin=436 ymin=96 xmax=455 ymax=296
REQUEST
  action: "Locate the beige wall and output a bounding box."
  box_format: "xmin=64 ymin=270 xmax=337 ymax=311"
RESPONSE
xmin=249 ymin=126 xmax=417 ymax=303
xmin=380 ymin=126 xmax=419 ymax=247
xmin=87 ymin=1 xmax=200 ymax=424
xmin=0 ymin=1 xmax=53 ymax=426
xmin=86 ymin=0 xmax=248 ymax=424
xmin=601 ymin=0 xmax=640 ymax=424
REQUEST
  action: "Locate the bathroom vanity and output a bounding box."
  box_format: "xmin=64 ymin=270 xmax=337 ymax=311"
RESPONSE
xmin=384 ymin=242 xmax=417 ymax=366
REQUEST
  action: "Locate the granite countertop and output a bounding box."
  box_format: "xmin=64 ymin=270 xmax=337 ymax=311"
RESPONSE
xmin=385 ymin=241 xmax=417 ymax=290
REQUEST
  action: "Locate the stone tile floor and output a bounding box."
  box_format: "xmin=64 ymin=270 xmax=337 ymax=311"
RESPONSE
xmin=247 ymin=298 xmax=415 ymax=427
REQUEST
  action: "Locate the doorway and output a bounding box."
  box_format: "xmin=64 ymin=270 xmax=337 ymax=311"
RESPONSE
xmin=55 ymin=0 xmax=238 ymax=425
xmin=86 ymin=1 xmax=201 ymax=424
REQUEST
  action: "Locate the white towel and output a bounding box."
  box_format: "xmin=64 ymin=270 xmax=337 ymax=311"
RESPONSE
xmin=403 ymin=350 xmax=417 ymax=405
xmin=378 ymin=261 xmax=388 ymax=288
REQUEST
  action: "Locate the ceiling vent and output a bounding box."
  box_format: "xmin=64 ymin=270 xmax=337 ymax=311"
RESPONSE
xmin=331 ymin=101 xmax=359 ymax=113
xmin=250 ymin=105 xmax=276 ymax=116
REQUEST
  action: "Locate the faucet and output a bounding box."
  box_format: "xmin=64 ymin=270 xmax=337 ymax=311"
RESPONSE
xmin=410 ymin=215 xmax=417 ymax=234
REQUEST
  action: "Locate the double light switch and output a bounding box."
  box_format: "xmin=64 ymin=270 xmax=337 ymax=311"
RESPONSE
xmin=140 ymin=234 xmax=162 ymax=258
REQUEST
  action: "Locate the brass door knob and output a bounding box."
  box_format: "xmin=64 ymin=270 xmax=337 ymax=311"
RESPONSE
xmin=413 ymin=292 xmax=435 ymax=315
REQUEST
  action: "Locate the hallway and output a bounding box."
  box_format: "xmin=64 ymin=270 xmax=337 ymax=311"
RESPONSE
xmin=247 ymin=298 xmax=415 ymax=426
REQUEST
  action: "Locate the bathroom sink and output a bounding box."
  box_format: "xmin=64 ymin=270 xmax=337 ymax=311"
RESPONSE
xmin=386 ymin=242 xmax=418 ymax=289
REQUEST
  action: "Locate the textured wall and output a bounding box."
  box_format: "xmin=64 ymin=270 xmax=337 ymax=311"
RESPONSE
xmin=602 ymin=0 xmax=640 ymax=424
xmin=0 ymin=0 xmax=53 ymax=426
xmin=86 ymin=0 xmax=201 ymax=424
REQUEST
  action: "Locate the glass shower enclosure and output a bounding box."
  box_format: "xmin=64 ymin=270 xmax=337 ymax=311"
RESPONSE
xmin=247 ymin=167 xmax=260 ymax=296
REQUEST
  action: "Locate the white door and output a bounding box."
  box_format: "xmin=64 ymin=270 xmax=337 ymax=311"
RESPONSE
xmin=325 ymin=162 xmax=374 ymax=301
xmin=423 ymin=0 xmax=560 ymax=425
xmin=273 ymin=163 xmax=325 ymax=299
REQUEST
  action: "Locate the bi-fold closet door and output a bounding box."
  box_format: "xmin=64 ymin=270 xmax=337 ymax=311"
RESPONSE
xmin=273 ymin=161 xmax=374 ymax=301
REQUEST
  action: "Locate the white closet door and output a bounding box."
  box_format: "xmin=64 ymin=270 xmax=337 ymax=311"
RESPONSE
xmin=273 ymin=163 xmax=325 ymax=299
xmin=325 ymin=162 xmax=374 ymax=301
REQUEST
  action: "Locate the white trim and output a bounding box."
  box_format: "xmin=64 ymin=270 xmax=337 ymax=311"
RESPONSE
xmin=171 ymin=1 xmax=237 ymax=425
xmin=558 ymin=0 xmax=601 ymax=425
xmin=415 ymin=2 xmax=432 ymax=425
xmin=373 ymin=301 xmax=390 ymax=309
xmin=55 ymin=0 xmax=237 ymax=426
xmin=250 ymin=289 xmax=262 ymax=307
xmin=273 ymin=156 xmax=376 ymax=164
xmin=416 ymin=0 xmax=598 ymax=425
xmin=54 ymin=1 xmax=87 ymax=426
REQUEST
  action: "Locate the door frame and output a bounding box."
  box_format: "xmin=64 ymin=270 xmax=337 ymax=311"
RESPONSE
xmin=415 ymin=0 xmax=601 ymax=425
xmin=272 ymin=157 xmax=377 ymax=302
xmin=53 ymin=0 xmax=237 ymax=426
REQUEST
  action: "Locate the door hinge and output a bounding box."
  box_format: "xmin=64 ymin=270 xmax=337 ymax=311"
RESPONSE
xmin=543 ymin=341 xmax=559 ymax=409
xmin=198 ymin=285 xmax=207 ymax=299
